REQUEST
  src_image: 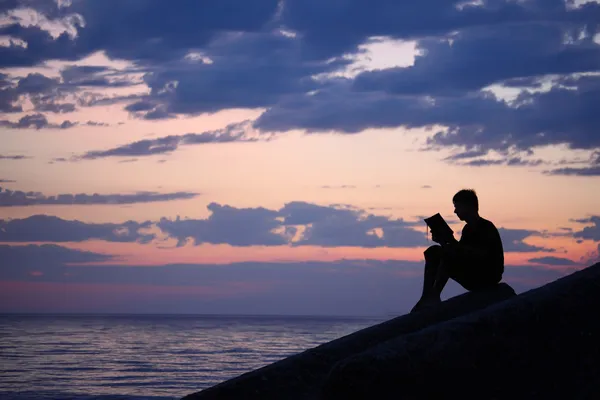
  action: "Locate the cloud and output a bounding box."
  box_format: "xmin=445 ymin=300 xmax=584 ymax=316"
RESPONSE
xmin=0 ymin=252 xmax=571 ymax=315
xmin=0 ymin=179 xmax=16 ymax=183
xmin=544 ymin=166 xmax=600 ymax=176
xmin=0 ymin=201 xmax=552 ymax=251
xmin=0 ymin=1 xmax=597 ymax=170
xmin=0 ymin=215 xmax=154 ymax=243
xmin=447 ymin=156 xmax=546 ymax=167
xmin=0 ymin=244 xmax=112 ymax=270
xmin=498 ymin=228 xmax=554 ymax=252
xmin=0 ymin=154 xmax=29 ymax=160
xmin=157 ymin=202 xmax=286 ymax=247
xmin=0 ymin=69 xmax=142 ymax=114
xmin=0 ymin=0 xmax=281 ymax=67
xmin=321 ymin=185 xmax=357 ymax=189
xmin=79 ymin=121 xmax=260 ymax=160
xmin=0 ymin=72 xmax=22 ymax=112
xmin=0 ymin=113 xmax=76 ymax=129
xmin=573 ymin=216 xmax=600 ymax=241
xmin=527 ymin=256 xmax=579 ymax=266
xmin=128 ymin=31 xmax=348 ymax=117
xmin=0 ymin=187 xmax=200 ymax=207
xmin=282 ymin=0 xmax=599 ymax=61
xmin=258 ymin=73 xmax=600 ymax=147
xmin=157 ymin=201 xmax=428 ymax=248
xmin=352 ymin=22 xmax=600 ymax=97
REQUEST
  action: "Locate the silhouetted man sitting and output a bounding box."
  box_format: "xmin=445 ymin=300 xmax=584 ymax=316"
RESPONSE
xmin=411 ymin=189 xmax=504 ymax=313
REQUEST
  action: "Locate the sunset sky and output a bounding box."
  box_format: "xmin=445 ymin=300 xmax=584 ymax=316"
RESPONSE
xmin=1 ymin=0 xmax=599 ymax=316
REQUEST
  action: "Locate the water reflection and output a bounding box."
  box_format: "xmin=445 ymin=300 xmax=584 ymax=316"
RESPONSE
xmin=0 ymin=315 xmax=384 ymax=399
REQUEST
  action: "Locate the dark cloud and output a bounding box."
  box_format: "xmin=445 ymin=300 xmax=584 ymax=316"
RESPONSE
xmin=157 ymin=201 xmax=427 ymax=248
xmin=15 ymin=72 xmax=60 ymax=94
xmin=3 ymin=69 xmax=141 ymax=114
xmin=76 ymin=92 xmax=145 ymax=107
xmin=281 ymin=202 xmax=427 ymax=248
xmin=158 ymin=202 xmax=286 ymax=247
xmin=71 ymin=0 xmax=281 ymax=63
xmin=0 ymin=187 xmax=199 ymax=207
xmin=79 ymin=121 xmax=259 ymax=160
xmin=60 ymin=65 xmax=138 ymax=88
xmin=0 ymin=252 xmax=570 ymax=315
xmin=256 ymin=73 xmax=600 ymax=161
xmin=528 ymin=256 xmax=579 ymax=266
xmin=132 ymin=31 xmax=348 ymax=116
xmin=83 ymin=120 xmax=109 ymax=127
xmin=0 ymin=200 xmax=564 ymax=252
xmin=0 ymin=0 xmax=281 ymax=67
xmin=0 ymin=244 xmax=112 ymax=271
xmin=0 ymin=244 xmax=112 ymax=283
xmin=0 ymin=0 xmax=597 ymax=172
xmin=447 ymin=156 xmax=546 ymax=167
xmin=544 ymin=166 xmax=600 ymax=176
xmin=498 ymin=228 xmax=554 ymax=252
xmin=0 ymin=215 xmax=154 ymax=243
xmin=0 ymin=154 xmax=29 ymax=160
xmin=158 ymin=201 xmax=558 ymax=250
xmin=0 ymin=113 xmax=76 ymax=129
xmin=353 ymin=22 xmax=600 ymax=97
xmin=0 ymin=179 xmax=16 ymax=183
xmin=573 ymin=216 xmax=600 ymax=241
xmin=461 ymin=159 xmax=505 ymax=166
xmin=282 ymin=0 xmax=599 ymax=61
xmin=0 ymin=72 xmax=22 ymax=112
xmin=444 ymin=149 xmax=490 ymax=160
xmin=33 ymin=101 xmax=76 ymax=113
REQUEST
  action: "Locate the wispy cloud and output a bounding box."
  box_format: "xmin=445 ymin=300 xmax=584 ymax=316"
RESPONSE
xmin=544 ymin=166 xmax=600 ymax=176
xmin=527 ymin=256 xmax=579 ymax=266
xmin=0 ymin=113 xmax=77 ymax=130
xmin=321 ymin=185 xmax=357 ymax=189
xmin=0 ymin=154 xmax=29 ymax=160
xmin=78 ymin=121 xmax=262 ymax=160
xmin=0 ymin=215 xmax=154 ymax=243
xmin=0 ymin=187 xmax=200 ymax=207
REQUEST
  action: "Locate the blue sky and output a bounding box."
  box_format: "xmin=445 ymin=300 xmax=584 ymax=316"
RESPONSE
xmin=0 ymin=0 xmax=599 ymax=315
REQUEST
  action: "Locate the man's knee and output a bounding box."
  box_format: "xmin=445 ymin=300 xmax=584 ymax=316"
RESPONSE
xmin=424 ymin=245 xmax=442 ymax=261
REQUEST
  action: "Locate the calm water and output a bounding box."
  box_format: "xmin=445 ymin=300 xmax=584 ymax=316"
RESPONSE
xmin=0 ymin=314 xmax=385 ymax=400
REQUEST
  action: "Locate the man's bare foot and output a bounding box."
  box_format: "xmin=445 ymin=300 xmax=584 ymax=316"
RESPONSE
xmin=410 ymin=295 xmax=441 ymax=313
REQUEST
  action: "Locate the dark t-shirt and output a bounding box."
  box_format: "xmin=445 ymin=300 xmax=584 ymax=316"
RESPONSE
xmin=459 ymin=217 xmax=504 ymax=282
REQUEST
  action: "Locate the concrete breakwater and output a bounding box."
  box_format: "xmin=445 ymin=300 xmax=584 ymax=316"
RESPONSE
xmin=182 ymin=283 xmax=517 ymax=399
xmin=182 ymin=262 xmax=600 ymax=399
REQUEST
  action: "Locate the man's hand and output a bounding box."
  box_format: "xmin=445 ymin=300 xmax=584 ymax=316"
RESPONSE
xmin=440 ymin=234 xmax=457 ymax=246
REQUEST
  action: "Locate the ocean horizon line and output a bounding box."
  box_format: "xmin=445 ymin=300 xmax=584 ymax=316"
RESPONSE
xmin=0 ymin=312 xmax=390 ymax=319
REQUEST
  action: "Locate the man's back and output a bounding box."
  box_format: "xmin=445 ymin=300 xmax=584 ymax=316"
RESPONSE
xmin=460 ymin=217 xmax=504 ymax=281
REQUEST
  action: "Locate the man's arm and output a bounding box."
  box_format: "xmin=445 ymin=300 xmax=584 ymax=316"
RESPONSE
xmin=443 ymin=236 xmax=489 ymax=258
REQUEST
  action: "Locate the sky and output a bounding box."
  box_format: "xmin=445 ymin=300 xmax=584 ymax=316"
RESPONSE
xmin=1 ymin=0 xmax=599 ymax=316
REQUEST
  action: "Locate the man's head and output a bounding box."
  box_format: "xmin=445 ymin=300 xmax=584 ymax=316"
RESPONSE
xmin=452 ymin=189 xmax=479 ymax=221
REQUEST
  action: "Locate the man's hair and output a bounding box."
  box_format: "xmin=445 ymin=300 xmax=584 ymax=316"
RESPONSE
xmin=453 ymin=189 xmax=479 ymax=211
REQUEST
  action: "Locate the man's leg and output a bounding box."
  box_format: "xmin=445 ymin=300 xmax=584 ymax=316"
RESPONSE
xmin=449 ymin=257 xmax=501 ymax=292
xmin=412 ymin=245 xmax=443 ymax=313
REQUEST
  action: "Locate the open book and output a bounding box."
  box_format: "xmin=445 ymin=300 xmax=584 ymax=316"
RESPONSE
xmin=424 ymin=213 xmax=454 ymax=240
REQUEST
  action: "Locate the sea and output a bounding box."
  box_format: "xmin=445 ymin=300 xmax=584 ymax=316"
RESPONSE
xmin=0 ymin=314 xmax=386 ymax=400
